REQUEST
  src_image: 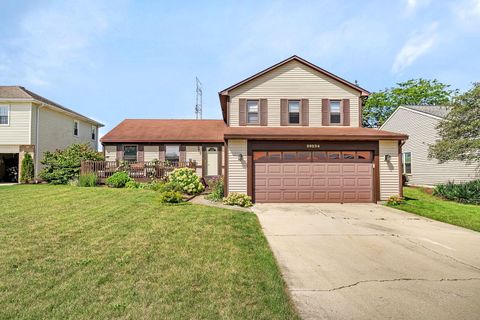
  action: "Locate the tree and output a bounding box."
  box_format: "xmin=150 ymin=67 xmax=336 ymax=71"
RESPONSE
xmin=20 ymin=153 xmax=34 ymax=183
xmin=429 ymin=83 xmax=480 ymax=164
xmin=39 ymin=144 xmax=104 ymax=184
xmin=363 ymin=79 xmax=457 ymax=127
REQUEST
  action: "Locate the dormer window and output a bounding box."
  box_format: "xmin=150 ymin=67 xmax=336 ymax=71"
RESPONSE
xmin=247 ymin=100 xmax=259 ymax=124
xmin=288 ymin=100 xmax=300 ymax=124
xmin=330 ymin=100 xmax=341 ymax=124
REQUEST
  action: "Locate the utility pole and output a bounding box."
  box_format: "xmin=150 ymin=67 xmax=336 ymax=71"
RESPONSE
xmin=195 ymin=77 xmax=202 ymax=119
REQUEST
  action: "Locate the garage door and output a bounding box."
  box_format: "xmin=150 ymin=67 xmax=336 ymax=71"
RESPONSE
xmin=254 ymin=151 xmax=374 ymax=203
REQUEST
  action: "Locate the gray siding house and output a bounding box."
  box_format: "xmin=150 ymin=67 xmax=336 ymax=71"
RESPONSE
xmin=381 ymin=105 xmax=479 ymax=186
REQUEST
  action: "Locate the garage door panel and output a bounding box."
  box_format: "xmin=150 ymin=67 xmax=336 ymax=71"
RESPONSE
xmin=254 ymin=155 xmax=373 ymax=203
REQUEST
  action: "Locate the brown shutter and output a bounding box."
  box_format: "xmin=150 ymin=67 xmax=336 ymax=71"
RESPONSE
xmin=260 ymin=99 xmax=268 ymax=126
xmin=239 ymin=99 xmax=246 ymax=126
xmin=301 ymin=99 xmax=309 ymax=126
xmin=116 ymin=144 xmax=123 ymax=161
xmin=322 ymin=99 xmax=330 ymax=126
xmin=342 ymin=99 xmax=350 ymax=126
xmin=179 ymin=145 xmax=186 ymax=163
xmin=159 ymin=145 xmax=165 ymax=162
xmin=280 ymin=99 xmax=288 ymax=126
xmin=137 ymin=145 xmax=144 ymax=162
xmin=359 ymin=97 xmax=363 ymax=127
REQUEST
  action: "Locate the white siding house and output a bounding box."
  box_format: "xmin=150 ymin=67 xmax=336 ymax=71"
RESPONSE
xmin=381 ymin=106 xmax=479 ymax=186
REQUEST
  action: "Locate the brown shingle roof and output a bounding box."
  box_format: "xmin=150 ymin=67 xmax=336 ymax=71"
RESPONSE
xmin=0 ymin=86 xmax=103 ymax=126
xmin=100 ymin=119 xmax=226 ymax=143
xmin=224 ymin=126 xmax=407 ymax=141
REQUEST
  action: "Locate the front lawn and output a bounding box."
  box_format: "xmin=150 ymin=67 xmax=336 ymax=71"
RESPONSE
xmin=390 ymin=187 xmax=480 ymax=232
xmin=0 ymin=185 xmax=298 ymax=319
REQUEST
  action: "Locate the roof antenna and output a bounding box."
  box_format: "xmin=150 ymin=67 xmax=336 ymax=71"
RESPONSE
xmin=195 ymin=77 xmax=203 ymax=120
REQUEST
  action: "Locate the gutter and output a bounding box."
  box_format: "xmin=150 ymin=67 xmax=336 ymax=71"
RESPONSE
xmin=35 ymin=103 xmax=46 ymax=182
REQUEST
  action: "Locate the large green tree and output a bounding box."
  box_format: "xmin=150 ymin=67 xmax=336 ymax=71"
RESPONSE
xmin=429 ymin=83 xmax=480 ymax=164
xmin=363 ymin=79 xmax=457 ymax=127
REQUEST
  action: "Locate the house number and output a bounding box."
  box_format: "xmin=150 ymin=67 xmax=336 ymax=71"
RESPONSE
xmin=306 ymin=144 xmax=321 ymax=149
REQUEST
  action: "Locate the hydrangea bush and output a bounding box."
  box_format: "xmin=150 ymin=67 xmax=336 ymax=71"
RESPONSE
xmin=223 ymin=192 xmax=253 ymax=207
xmin=168 ymin=168 xmax=205 ymax=195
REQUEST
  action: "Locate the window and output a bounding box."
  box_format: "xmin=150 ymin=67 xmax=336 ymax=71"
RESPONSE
xmin=330 ymin=100 xmax=341 ymax=124
xmin=124 ymin=145 xmax=137 ymax=161
xmin=297 ymin=152 xmax=311 ymax=161
xmin=288 ymin=100 xmax=300 ymax=124
xmin=253 ymin=151 xmax=267 ymax=161
xmin=247 ymin=100 xmax=259 ymax=124
xmin=357 ymin=151 xmax=372 ymax=161
xmin=282 ymin=152 xmax=297 ymax=162
xmin=268 ymin=152 xmax=282 ymax=161
xmin=0 ymin=105 xmax=9 ymax=125
xmin=403 ymin=152 xmax=412 ymax=174
xmin=165 ymin=145 xmax=180 ymax=163
xmin=73 ymin=120 xmax=79 ymax=136
xmin=328 ymin=152 xmax=340 ymax=160
xmin=342 ymin=151 xmax=355 ymax=160
xmin=312 ymin=151 xmax=327 ymax=162
xmin=91 ymin=126 xmax=96 ymax=140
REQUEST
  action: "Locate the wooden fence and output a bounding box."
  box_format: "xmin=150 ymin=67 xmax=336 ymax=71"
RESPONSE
xmin=80 ymin=160 xmax=196 ymax=183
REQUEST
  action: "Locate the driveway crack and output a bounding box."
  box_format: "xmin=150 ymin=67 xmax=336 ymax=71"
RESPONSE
xmin=291 ymin=277 xmax=480 ymax=292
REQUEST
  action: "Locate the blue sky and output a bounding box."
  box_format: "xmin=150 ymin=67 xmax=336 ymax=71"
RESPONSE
xmin=0 ymin=0 xmax=479 ymax=136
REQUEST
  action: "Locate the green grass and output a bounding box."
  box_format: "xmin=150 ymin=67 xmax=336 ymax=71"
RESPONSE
xmin=389 ymin=187 xmax=480 ymax=232
xmin=0 ymin=185 xmax=298 ymax=320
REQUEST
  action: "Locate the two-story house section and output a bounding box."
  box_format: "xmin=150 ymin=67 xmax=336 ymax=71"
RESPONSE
xmin=102 ymin=56 xmax=407 ymax=203
xmin=0 ymin=86 xmax=103 ymax=183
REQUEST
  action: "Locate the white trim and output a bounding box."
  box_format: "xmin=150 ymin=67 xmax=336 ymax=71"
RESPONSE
xmin=0 ymin=104 xmax=10 ymax=126
xmin=380 ymin=106 xmax=443 ymax=130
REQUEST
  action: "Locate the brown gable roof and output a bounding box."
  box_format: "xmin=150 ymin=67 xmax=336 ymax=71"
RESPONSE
xmin=0 ymin=86 xmax=103 ymax=126
xmin=224 ymin=126 xmax=407 ymax=141
xmin=100 ymin=119 xmax=226 ymax=143
xmin=218 ymin=55 xmax=370 ymax=121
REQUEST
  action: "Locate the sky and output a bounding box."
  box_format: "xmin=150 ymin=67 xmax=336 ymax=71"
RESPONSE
xmin=0 ymin=0 xmax=479 ymax=137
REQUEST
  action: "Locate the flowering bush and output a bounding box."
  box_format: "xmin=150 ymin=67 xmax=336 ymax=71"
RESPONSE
xmin=106 ymin=171 xmax=133 ymax=188
xmin=386 ymin=195 xmax=404 ymax=206
xmin=168 ymin=168 xmax=205 ymax=195
xmin=205 ymin=176 xmax=224 ymax=202
xmin=223 ymin=192 xmax=253 ymax=207
xmin=158 ymin=191 xmax=184 ymax=204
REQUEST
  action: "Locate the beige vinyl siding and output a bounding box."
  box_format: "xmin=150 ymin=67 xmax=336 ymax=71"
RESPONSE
xmin=379 ymin=140 xmax=400 ymax=200
xmin=104 ymin=145 xmax=117 ymax=161
xmin=0 ymin=102 xmax=32 ymax=145
xmin=37 ymin=107 xmax=97 ymax=165
xmin=144 ymin=145 xmax=160 ymax=162
xmin=186 ymin=145 xmax=203 ymax=175
xmin=227 ymin=139 xmax=247 ymax=194
xmin=229 ymin=60 xmax=360 ymax=127
xmin=381 ymin=108 xmax=479 ymax=185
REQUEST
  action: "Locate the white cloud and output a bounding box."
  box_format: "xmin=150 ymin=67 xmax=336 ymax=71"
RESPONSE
xmin=392 ymin=22 xmax=438 ymax=74
xmin=454 ymin=0 xmax=480 ymax=25
xmin=405 ymin=0 xmax=431 ymax=14
xmin=0 ymin=0 xmax=125 ymax=86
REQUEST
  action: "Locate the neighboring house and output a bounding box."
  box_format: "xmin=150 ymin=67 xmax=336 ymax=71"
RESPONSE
xmin=381 ymin=105 xmax=479 ymax=186
xmin=102 ymin=56 xmax=407 ymax=203
xmin=0 ymin=86 xmax=103 ymax=183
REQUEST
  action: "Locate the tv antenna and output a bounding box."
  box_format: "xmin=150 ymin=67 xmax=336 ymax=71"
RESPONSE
xmin=195 ymin=77 xmax=202 ymax=119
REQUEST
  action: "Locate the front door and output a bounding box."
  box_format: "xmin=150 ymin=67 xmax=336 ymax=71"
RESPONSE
xmin=207 ymin=147 xmax=218 ymax=176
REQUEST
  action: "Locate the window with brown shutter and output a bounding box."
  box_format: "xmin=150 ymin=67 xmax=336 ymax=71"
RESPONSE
xmin=287 ymin=100 xmax=301 ymax=124
xmin=329 ymin=100 xmax=342 ymax=124
xmin=246 ymin=100 xmax=259 ymax=124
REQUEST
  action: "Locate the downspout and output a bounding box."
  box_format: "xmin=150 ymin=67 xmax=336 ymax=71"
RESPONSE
xmin=35 ymin=103 xmax=46 ymax=182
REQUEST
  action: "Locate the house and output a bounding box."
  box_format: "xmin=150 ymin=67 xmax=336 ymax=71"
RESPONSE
xmin=380 ymin=105 xmax=479 ymax=186
xmin=101 ymin=56 xmax=407 ymax=203
xmin=0 ymin=86 xmax=103 ymax=183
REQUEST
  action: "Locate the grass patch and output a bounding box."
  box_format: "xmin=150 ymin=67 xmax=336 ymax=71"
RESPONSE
xmin=0 ymin=185 xmax=298 ymax=319
xmin=389 ymin=187 xmax=480 ymax=232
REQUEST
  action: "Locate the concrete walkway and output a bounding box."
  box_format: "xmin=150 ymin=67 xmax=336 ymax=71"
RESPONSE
xmin=253 ymin=203 xmax=480 ymax=320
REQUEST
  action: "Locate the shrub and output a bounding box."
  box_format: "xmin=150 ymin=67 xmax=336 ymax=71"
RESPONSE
xmin=39 ymin=144 xmax=103 ymax=184
xmin=386 ymin=195 xmax=403 ymax=206
xmin=205 ymin=176 xmax=224 ymax=202
xmin=106 ymin=171 xmax=133 ymax=188
xmin=141 ymin=180 xmax=168 ymax=191
xmin=78 ymin=173 xmax=98 ymax=187
xmin=223 ymin=192 xmax=253 ymax=207
xmin=158 ymin=191 xmax=184 ymax=204
xmin=125 ymin=180 xmax=141 ymax=189
xmin=20 ymin=153 xmax=35 ymax=183
xmin=168 ymin=168 xmax=205 ymax=195
xmin=434 ymin=180 xmax=480 ymax=205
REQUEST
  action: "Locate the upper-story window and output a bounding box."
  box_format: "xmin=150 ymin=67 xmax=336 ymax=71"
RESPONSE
xmin=91 ymin=125 xmax=96 ymax=140
xmin=247 ymin=100 xmax=259 ymax=124
xmin=330 ymin=100 xmax=341 ymax=124
xmin=288 ymin=100 xmax=300 ymax=124
xmin=73 ymin=120 xmax=79 ymax=136
xmin=0 ymin=105 xmax=9 ymax=125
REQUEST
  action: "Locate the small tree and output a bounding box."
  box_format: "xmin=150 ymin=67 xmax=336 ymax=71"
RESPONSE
xmin=429 ymin=83 xmax=480 ymax=164
xmin=40 ymin=144 xmax=104 ymax=184
xmin=20 ymin=153 xmax=34 ymax=183
xmin=363 ymin=79 xmax=457 ymax=127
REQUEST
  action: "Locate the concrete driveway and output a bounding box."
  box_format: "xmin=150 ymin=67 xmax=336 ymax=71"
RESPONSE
xmin=253 ymin=203 xmax=480 ymax=320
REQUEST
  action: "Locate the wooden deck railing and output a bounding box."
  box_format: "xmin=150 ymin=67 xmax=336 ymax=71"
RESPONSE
xmin=80 ymin=160 xmax=196 ymax=182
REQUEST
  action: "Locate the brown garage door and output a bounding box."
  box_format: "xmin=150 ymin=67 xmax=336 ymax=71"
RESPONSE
xmin=254 ymin=151 xmax=374 ymax=203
